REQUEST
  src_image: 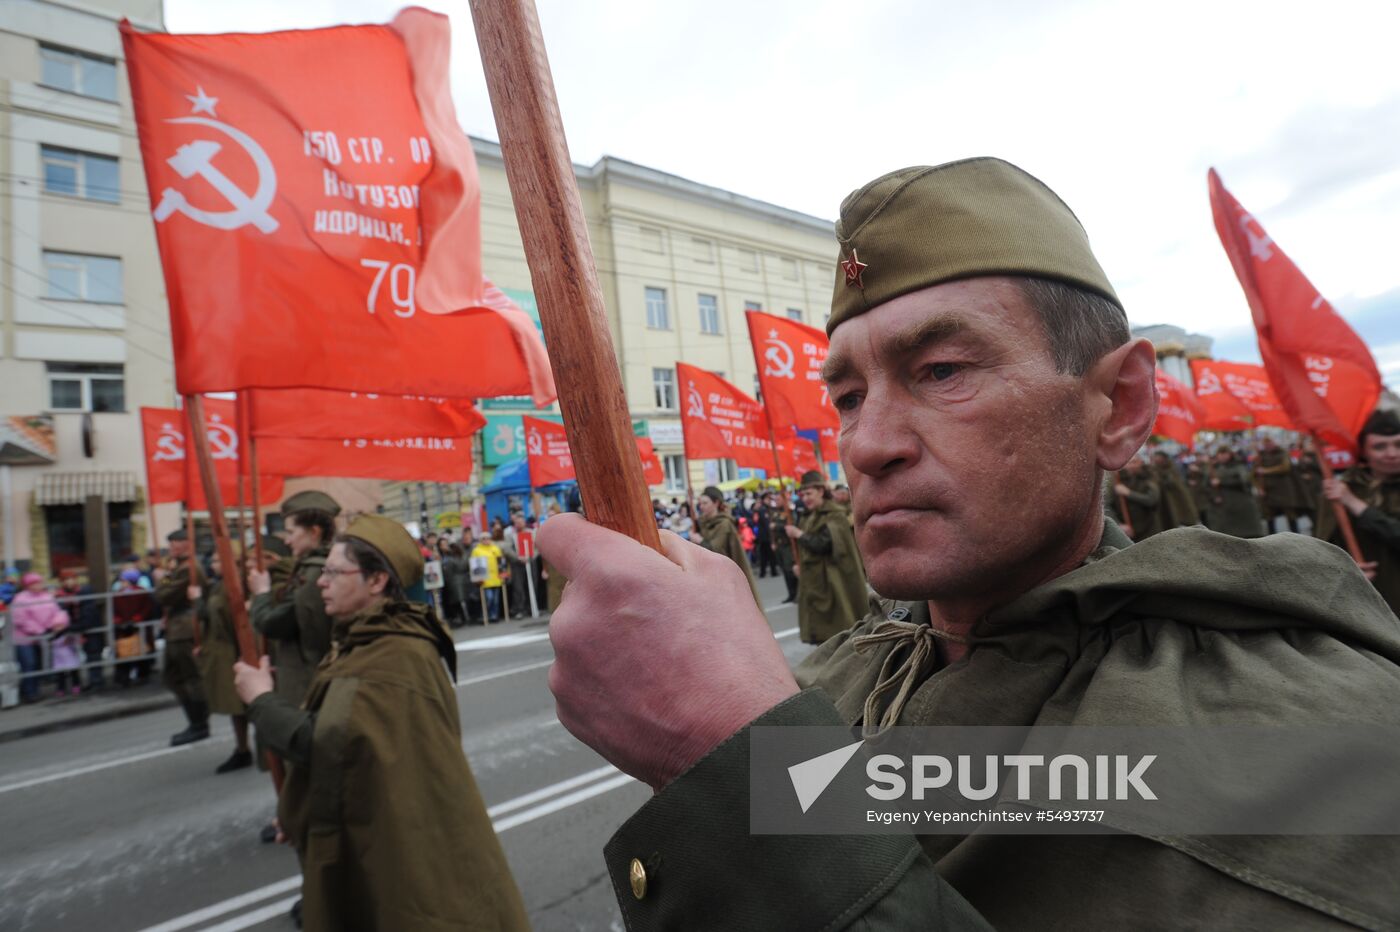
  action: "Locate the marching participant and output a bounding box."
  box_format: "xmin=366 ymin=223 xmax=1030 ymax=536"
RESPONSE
xmin=237 ymin=515 xmax=529 ymax=931
xmin=784 ymin=470 xmax=868 ymax=644
xmin=153 ymin=528 xmax=208 ymax=747
xmin=690 ymin=486 xmax=761 ymax=606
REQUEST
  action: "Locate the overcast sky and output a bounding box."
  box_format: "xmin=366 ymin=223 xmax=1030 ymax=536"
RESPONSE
xmin=166 ymin=0 xmax=1400 ymax=389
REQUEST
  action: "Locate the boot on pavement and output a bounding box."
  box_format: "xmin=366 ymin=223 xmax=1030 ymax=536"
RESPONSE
xmin=169 ymin=700 xmax=211 ymax=746
xmin=214 ymin=749 xmax=253 ymax=774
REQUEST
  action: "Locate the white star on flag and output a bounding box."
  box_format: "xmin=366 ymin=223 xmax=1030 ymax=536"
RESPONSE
xmin=185 ymin=86 xmax=218 ymax=116
xmin=769 ymin=329 xmax=778 ymax=337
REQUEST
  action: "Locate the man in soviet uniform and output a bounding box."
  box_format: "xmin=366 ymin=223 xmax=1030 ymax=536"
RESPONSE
xmin=1254 ymin=433 xmax=1305 ymax=532
xmin=192 ymin=535 xmax=290 ymax=774
xmin=785 ymin=470 xmax=868 ymax=643
xmin=1108 ymin=455 xmax=1162 ymax=539
xmin=249 ymin=491 xmax=338 ymax=710
xmin=1318 ymin=408 xmax=1400 ymax=615
xmin=690 ymin=486 xmax=761 ymax=606
xmin=1205 ymin=446 xmax=1265 ymax=538
xmin=236 ymin=516 xmax=530 ymax=932
xmin=1150 ymin=449 xmax=1198 ymax=528
xmin=154 ymin=528 xmax=208 ymax=746
xmin=538 ymin=158 xmax=1400 ymax=930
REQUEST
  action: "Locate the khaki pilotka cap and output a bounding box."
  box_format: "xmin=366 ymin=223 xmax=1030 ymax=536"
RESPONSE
xmin=828 ymin=157 xmax=1122 ymax=335
xmin=342 ymin=515 xmax=424 ymax=589
xmin=281 ymin=490 xmax=341 ymax=517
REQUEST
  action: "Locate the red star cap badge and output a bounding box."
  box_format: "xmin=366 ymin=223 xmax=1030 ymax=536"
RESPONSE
xmin=840 ymin=249 xmax=867 ymax=289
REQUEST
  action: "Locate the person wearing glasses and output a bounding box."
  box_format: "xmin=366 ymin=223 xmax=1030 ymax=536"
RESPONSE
xmin=237 ymin=515 xmax=529 ymax=932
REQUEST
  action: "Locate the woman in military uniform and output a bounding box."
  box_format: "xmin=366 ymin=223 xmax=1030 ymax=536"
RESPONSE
xmin=1317 ymin=409 xmax=1400 ymax=615
xmin=238 ymin=516 xmax=530 ymax=932
xmin=784 ymin=470 xmax=867 ymax=644
xmin=690 ymin=486 xmax=761 ymax=606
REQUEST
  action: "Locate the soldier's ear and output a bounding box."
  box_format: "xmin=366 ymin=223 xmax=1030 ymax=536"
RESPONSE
xmin=1089 ymin=338 xmax=1157 ymax=472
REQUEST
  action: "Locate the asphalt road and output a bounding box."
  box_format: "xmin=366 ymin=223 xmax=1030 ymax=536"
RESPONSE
xmin=0 ymin=574 xmax=814 ymax=931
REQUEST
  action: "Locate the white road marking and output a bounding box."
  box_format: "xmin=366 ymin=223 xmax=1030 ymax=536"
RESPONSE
xmin=134 ymin=765 xmax=637 ymax=932
xmin=455 ymin=631 xmax=551 ymax=651
xmin=0 ymin=739 xmax=230 ymax=796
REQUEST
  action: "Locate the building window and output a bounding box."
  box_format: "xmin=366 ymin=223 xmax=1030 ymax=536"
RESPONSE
xmin=738 ymin=249 xmax=759 ymax=272
xmin=781 ymin=258 xmax=799 ymax=281
xmin=640 ymin=226 xmax=665 ymax=254
xmin=645 ymin=286 xmax=670 ymax=330
xmin=698 ymin=293 xmax=720 ymax=335
xmin=663 ymin=454 xmax=686 ymax=493
xmin=45 ymin=502 xmax=133 ymax=574
xmin=716 ymin=459 xmax=738 ymax=482
xmin=786 ymin=308 xmax=803 ymax=322
xmin=40 ymin=45 xmax=118 ymax=102
xmin=47 ymin=363 xmax=125 ymax=412
xmin=41 ymin=146 xmax=119 ymax=203
xmin=692 ymin=237 xmax=715 ymax=264
xmin=44 ymin=251 xmax=123 ymax=303
xmin=753 ymin=374 xmax=763 ymax=402
xmin=744 ymin=300 xmax=763 ymax=312
xmin=652 ymin=367 xmax=676 ymax=410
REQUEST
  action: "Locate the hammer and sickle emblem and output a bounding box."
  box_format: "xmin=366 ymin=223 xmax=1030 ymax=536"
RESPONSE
xmin=153 ymin=423 xmax=184 ymax=461
xmin=687 ymin=386 xmax=707 ymax=420
xmin=527 ymin=429 xmax=543 ymax=456
xmin=206 ymin=415 xmax=239 ymax=460
xmin=1196 ymin=371 xmax=1222 ymax=396
xmin=152 ymin=116 xmax=279 ymax=234
xmin=763 ymin=336 xmax=796 ymax=380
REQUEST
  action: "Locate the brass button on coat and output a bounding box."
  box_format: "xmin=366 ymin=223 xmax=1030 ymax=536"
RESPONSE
xmin=629 ymin=858 xmax=647 ymax=900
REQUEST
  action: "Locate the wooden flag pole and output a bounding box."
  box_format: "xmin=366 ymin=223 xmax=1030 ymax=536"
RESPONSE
xmin=245 ymin=395 xmax=265 ymax=571
xmin=470 ymin=0 xmax=660 ymax=553
xmin=233 ymin=393 xmax=248 ymax=568
xmin=185 ymin=395 xmax=258 ymax=666
xmin=181 ymin=405 xmax=203 ymax=653
xmin=1313 ymin=434 xmax=1365 ymax=564
xmin=763 ymin=423 xmax=802 ymax=563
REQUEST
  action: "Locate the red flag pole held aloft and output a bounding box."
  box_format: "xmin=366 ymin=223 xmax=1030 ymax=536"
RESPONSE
xmin=470 ymin=0 xmax=660 ymax=553
xmin=1313 ymin=434 xmax=1365 ymax=563
xmin=185 ymin=396 xmax=259 ymax=666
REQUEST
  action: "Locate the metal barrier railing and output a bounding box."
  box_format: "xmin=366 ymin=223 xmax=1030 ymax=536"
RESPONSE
xmin=1 ymin=588 xmax=168 ymax=703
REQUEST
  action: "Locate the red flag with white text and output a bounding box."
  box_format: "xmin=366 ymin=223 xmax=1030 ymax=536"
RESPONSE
xmin=256 ymin=434 xmax=474 ymax=483
xmin=249 ymin=389 xmax=484 ymax=440
xmin=1189 ymin=359 xmax=1292 ymax=430
xmin=523 ymin=415 xmax=664 ymax=487
xmin=1209 ymin=169 xmax=1381 ymax=449
xmin=1152 ymin=370 xmax=1206 ymax=446
xmin=141 ymin=403 xmax=284 ymax=507
xmin=676 ymin=364 xmax=775 ymax=470
xmin=746 ymin=311 xmax=839 ymax=433
xmin=121 ymin=13 xmax=554 ymax=404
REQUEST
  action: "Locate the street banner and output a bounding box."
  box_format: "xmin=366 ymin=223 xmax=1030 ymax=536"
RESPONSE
xmin=249 ymin=388 xmax=484 ymax=440
xmin=746 ymin=311 xmax=839 ymax=433
xmin=1189 ymin=360 xmax=1291 ymax=430
xmin=121 ymin=12 xmax=554 ymax=404
xmin=256 ymin=434 xmax=474 ymax=483
xmin=1209 ymin=170 xmax=1381 ymax=449
xmin=1152 ymin=369 xmax=1206 ymax=446
xmin=523 ymin=415 xmax=664 ymax=487
xmin=676 ymin=363 xmax=775 ymax=470
xmin=141 ymin=402 xmax=284 ymax=507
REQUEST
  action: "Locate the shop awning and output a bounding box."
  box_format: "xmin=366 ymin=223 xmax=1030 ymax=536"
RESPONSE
xmin=35 ymin=471 xmax=139 ymax=506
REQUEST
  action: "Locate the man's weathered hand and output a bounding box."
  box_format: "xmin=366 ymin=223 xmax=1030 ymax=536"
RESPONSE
xmin=539 ymin=514 xmax=798 ymax=792
xmin=234 ymin=655 xmax=275 ymax=705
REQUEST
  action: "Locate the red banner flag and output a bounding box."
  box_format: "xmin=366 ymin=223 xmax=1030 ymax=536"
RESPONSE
xmin=523 ymin=415 xmax=663 ymax=487
xmin=676 ymin=363 xmax=774 ymax=469
xmin=256 ymin=434 xmax=474 ymax=483
xmin=141 ymin=403 xmax=284 ymax=507
xmin=1209 ymin=170 xmax=1382 ymax=449
xmin=1189 ymin=359 xmax=1292 ymax=430
xmin=249 ymin=389 xmax=484 ymax=440
xmin=774 ymin=433 xmax=820 ymax=478
xmin=817 ymin=425 xmax=839 ymax=463
xmin=746 ymin=311 xmax=839 ymax=433
xmin=1152 ymin=369 xmax=1206 ymax=446
xmin=121 ymin=13 xmax=554 ymax=404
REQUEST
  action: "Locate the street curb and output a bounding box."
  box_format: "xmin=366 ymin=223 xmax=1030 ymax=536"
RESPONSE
xmin=0 ymin=696 xmax=179 ymax=745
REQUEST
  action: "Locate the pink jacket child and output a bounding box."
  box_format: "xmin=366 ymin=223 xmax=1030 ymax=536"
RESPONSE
xmin=9 ymin=574 xmax=70 ymax=646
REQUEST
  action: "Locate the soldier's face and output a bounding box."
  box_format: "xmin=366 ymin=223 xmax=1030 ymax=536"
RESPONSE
xmin=169 ymin=540 xmax=191 ymax=560
xmin=319 ymin=543 xmax=374 ymax=618
xmin=285 ymin=515 xmax=320 ymax=559
xmin=825 ymin=277 xmax=1106 ymax=602
xmin=799 ymin=487 xmax=824 ymax=510
xmin=1364 ymin=433 xmax=1400 ymax=478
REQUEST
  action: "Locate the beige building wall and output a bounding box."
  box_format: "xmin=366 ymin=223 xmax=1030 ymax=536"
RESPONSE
xmin=470 ymin=140 xmax=839 ymax=503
